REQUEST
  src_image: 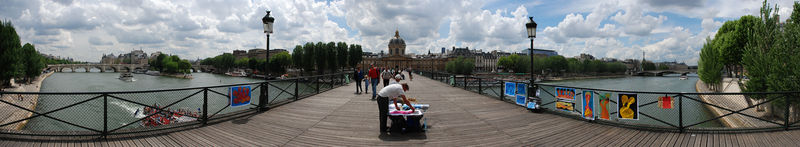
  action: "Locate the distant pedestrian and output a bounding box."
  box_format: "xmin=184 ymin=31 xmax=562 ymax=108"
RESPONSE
xmin=381 ymin=69 xmax=392 ymax=87
xmin=368 ymin=65 xmax=380 ymax=99
xmin=406 ymin=68 xmax=413 ymax=81
xmin=354 ymin=68 xmax=364 ymax=94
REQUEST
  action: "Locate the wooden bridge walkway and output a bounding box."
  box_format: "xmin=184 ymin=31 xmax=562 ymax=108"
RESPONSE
xmin=2 ymin=74 xmax=800 ymax=146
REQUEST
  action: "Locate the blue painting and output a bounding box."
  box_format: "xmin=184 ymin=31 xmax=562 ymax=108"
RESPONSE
xmin=229 ymin=85 xmax=251 ymax=107
xmin=504 ymin=82 xmax=516 ymax=97
xmin=516 ymin=83 xmax=527 ymax=95
xmin=516 ymin=94 xmax=526 ymax=106
xmin=527 ymin=100 xmax=538 ymax=109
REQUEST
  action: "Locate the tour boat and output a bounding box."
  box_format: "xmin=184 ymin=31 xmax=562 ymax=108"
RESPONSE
xmin=119 ymin=72 xmax=135 ymax=82
xmin=225 ymin=70 xmax=247 ymax=77
xmin=137 ymin=105 xmax=199 ymax=127
xmin=145 ymin=70 xmax=160 ymax=76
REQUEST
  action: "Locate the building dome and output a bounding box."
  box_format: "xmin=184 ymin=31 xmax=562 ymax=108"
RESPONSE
xmin=388 ymin=29 xmax=406 ymax=56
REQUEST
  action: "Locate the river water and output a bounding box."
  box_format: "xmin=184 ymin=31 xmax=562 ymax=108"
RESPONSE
xmin=26 ymin=72 xmax=317 ymax=131
xmin=538 ymin=74 xmax=722 ymax=128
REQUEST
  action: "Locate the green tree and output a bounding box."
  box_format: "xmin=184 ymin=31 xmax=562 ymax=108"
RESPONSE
xmin=292 ymin=45 xmax=303 ymax=70
xmin=213 ymin=53 xmax=236 ymax=72
xmin=0 ymin=20 xmax=22 ymax=86
xmin=642 ymin=61 xmax=656 ymax=71
xmin=269 ymin=52 xmax=292 ymax=74
xmin=234 ymin=57 xmax=250 ymax=69
xmin=178 ymin=60 xmax=192 ymax=73
xmin=302 ymin=42 xmax=316 ymax=73
xmin=699 ymin=37 xmax=723 ymax=91
xmin=21 ymin=43 xmax=44 ymax=83
xmin=445 ymin=57 xmax=474 ymax=75
xmin=658 ymin=64 xmax=670 ymax=70
xmin=326 ymin=42 xmax=338 ymax=72
xmin=336 ymin=42 xmax=348 ymax=69
xmin=347 ymin=44 xmax=363 ymax=69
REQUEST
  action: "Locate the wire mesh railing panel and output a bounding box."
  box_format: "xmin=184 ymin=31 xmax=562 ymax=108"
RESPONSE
xmin=683 ymin=93 xmax=785 ymax=130
xmin=12 ymin=94 xmax=104 ymax=132
xmin=107 ymin=89 xmax=204 ymax=131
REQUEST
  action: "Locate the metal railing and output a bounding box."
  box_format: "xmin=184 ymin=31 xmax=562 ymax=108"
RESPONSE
xmin=0 ymin=72 xmax=351 ymax=139
xmin=416 ymin=70 xmax=800 ymax=133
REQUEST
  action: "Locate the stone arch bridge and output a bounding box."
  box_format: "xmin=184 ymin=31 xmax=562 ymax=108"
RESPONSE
xmin=46 ymin=64 xmax=215 ymax=73
xmin=635 ymin=69 xmax=697 ymax=76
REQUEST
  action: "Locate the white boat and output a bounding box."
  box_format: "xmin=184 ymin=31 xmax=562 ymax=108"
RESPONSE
xmin=145 ymin=70 xmax=160 ymax=76
xmin=225 ymin=70 xmax=247 ymax=77
xmin=679 ymin=74 xmax=688 ymax=80
xmin=119 ymin=72 xmax=135 ymax=82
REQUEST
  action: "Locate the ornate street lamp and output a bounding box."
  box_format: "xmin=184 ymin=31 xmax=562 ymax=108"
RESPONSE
xmin=260 ymin=10 xmax=274 ymax=111
xmin=526 ymin=16 xmax=541 ymax=113
xmin=525 ymin=16 xmax=537 ymax=83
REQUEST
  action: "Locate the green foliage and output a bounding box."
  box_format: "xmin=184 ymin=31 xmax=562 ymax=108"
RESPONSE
xmin=445 ymin=56 xmax=474 ymax=75
xmin=699 ymin=37 xmax=724 ymax=91
xmin=269 ymin=52 xmax=292 ymax=74
xmin=21 ymin=43 xmax=45 ymax=83
xmin=348 ymin=44 xmax=363 ymax=68
xmin=0 ymin=20 xmax=22 ymax=86
xmin=642 ymin=60 xmax=656 ymax=71
xmin=658 ymin=64 xmax=670 ymax=70
xmin=292 ymin=45 xmax=303 ymax=70
xmin=497 ymin=54 xmax=530 ymax=73
xmin=234 ymin=57 xmax=250 ymax=69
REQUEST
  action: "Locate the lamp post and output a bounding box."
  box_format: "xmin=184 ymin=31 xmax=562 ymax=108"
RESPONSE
xmin=526 ymin=16 xmax=537 ymax=83
xmin=260 ymin=10 xmax=274 ymax=111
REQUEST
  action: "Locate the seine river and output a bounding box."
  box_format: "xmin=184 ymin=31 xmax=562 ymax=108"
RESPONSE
xmin=26 ymin=72 xmax=311 ymax=131
xmin=538 ymin=74 xmax=722 ymax=128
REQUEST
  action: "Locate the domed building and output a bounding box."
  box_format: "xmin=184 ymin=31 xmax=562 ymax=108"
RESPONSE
xmin=388 ymin=30 xmax=406 ymax=57
xmin=359 ymin=29 xmax=449 ymax=72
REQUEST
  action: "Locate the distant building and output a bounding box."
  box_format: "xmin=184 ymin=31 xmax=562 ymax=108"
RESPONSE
xmin=247 ymin=48 xmax=267 ymax=60
xmin=359 ymin=30 xmax=448 ymax=71
xmin=522 ymin=48 xmax=558 ymax=57
xmin=101 ymin=54 xmax=117 ymax=64
xmin=233 ymin=50 xmax=247 ymax=60
xmin=575 ymin=53 xmax=595 ymax=61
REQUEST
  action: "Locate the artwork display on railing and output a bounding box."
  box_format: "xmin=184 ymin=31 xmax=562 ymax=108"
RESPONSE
xmin=582 ymin=91 xmax=594 ymax=120
xmin=617 ymin=93 xmax=638 ymax=120
xmin=505 ymin=82 xmax=516 ymax=97
xmin=229 ymin=85 xmax=251 ymax=107
xmin=414 ymin=70 xmax=800 ymax=133
xmin=598 ymin=93 xmax=612 ymax=120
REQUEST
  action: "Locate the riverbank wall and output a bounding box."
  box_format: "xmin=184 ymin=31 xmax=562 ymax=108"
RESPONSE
xmin=0 ymin=71 xmax=54 ymax=130
xmin=695 ymin=78 xmax=773 ymax=128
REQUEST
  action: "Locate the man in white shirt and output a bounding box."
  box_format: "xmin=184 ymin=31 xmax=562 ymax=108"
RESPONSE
xmin=381 ymin=69 xmax=392 ymax=87
xmin=389 ymin=75 xmax=401 ymax=85
xmin=377 ymin=83 xmax=414 ymax=132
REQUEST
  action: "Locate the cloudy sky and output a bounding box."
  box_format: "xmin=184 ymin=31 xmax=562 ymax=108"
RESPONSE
xmin=1 ymin=0 xmax=795 ymax=65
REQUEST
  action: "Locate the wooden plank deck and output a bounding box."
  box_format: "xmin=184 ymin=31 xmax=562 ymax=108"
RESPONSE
xmin=3 ymin=73 xmax=800 ymax=146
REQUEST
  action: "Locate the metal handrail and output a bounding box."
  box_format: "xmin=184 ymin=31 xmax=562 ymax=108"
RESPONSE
xmin=415 ymin=70 xmax=800 ymax=133
xmin=0 ymin=72 xmax=352 ymax=139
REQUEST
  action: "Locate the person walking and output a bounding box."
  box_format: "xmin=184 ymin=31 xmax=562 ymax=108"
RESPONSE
xmin=368 ymin=65 xmax=380 ymax=99
xmin=381 ymin=69 xmax=392 ymax=87
xmin=406 ymin=68 xmax=413 ymax=81
xmin=376 ymin=83 xmax=413 ymax=132
xmin=364 ymin=69 xmax=370 ymax=94
xmin=354 ymin=68 xmax=364 ymax=94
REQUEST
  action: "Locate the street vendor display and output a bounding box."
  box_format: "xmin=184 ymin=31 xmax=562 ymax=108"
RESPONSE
xmin=376 ymin=83 xmax=412 ymax=132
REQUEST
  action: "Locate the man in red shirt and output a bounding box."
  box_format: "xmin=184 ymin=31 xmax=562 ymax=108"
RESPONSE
xmin=368 ymin=64 xmax=380 ymax=99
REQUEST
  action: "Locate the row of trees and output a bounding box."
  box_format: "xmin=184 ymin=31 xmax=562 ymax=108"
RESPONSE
xmin=497 ymin=54 xmax=627 ymax=76
xmin=149 ymin=54 xmax=192 ymax=74
xmin=698 ymin=0 xmax=800 ymax=118
xmin=1 ymin=21 xmax=47 ymax=86
xmin=445 ymin=57 xmax=475 ymax=74
xmin=292 ymin=42 xmax=363 ymax=75
xmin=200 ymin=41 xmax=363 ymax=75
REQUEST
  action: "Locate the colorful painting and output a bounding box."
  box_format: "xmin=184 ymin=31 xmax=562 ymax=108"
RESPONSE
xmin=555 ymin=87 xmax=576 ymax=100
xmin=582 ymin=91 xmax=594 ymax=120
xmin=516 ymin=94 xmax=526 ymax=106
xmin=617 ymin=93 xmax=639 ymax=120
xmin=659 ymin=96 xmax=674 ymax=109
xmin=229 ymin=85 xmax=251 ymax=107
xmin=598 ymin=93 xmax=611 ymax=120
xmin=505 ymin=82 xmax=516 ymax=97
xmin=516 ymin=83 xmax=527 ymax=95
xmin=556 ymin=100 xmax=575 ymax=112
xmin=527 ymin=100 xmax=538 ymax=109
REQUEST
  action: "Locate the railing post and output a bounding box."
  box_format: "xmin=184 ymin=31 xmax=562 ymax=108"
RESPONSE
xmin=258 ymin=82 xmax=266 ymax=112
xmin=478 ymin=78 xmax=483 ymax=95
xmin=678 ymin=94 xmax=684 ymax=133
xmin=500 ymin=80 xmax=505 ymax=101
xmin=203 ymin=88 xmax=208 ymax=125
xmin=295 ymin=78 xmax=300 ymax=101
xmin=785 ymin=94 xmax=790 ymax=130
xmin=316 ymin=76 xmax=320 ymax=93
xmin=463 ymin=76 xmax=468 ymax=89
xmin=103 ymin=94 xmax=108 ymax=138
